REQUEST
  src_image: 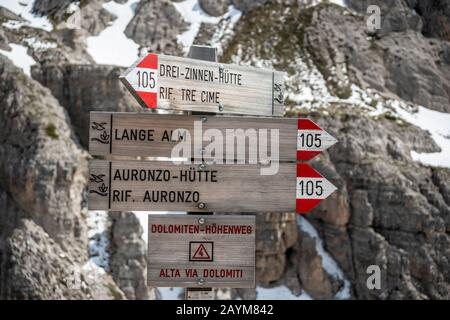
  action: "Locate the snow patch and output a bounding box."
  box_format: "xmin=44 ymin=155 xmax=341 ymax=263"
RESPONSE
xmin=210 ymin=6 xmax=242 ymax=56
xmin=86 ymin=210 xmax=110 ymax=271
xmin=86 ymin=0 xmax=141 ymax=66
xmin=0 ymin=0 xmax=52 ymax=31
xmin=157 ymin=287 xmax=184 ymax=300
xmin=0 ymin=43 xmax=36 ymax=76
xmin=390 ymin=102 xmax=450 ymax=168
xmin=82 ymin=259 xmax=107 ymax=277
xmin=66 ymin=1 xmax=80 ymax=15
xmin=257 ymin=286 xmax=312 ymax=300
xmin=297 ymin=216 xmax=351 ymax=299
xmin=173 ymin=0 xmax=241 ymax=54
xmin=329 ymin=0 xmax=347 ymax=7
xmin=216 ymin=288 xmax=233 ymax=300
xmin=23 ymin=37 xmax=57 ymax=50
xmin=308 ymin=0 xmax=347 ymax=8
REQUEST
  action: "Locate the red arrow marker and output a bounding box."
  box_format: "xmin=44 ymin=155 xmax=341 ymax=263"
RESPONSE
xmin=120 ymin=53 xmax=159 ymax=109
xmin=297 ymin=119 xmax=337 ymax=161
xmin=296 ymin=164 xmax=337 ymax=214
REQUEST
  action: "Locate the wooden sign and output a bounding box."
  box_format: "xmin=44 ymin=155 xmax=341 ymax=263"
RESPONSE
xmin=147 ymin=214 xmax=255 ymax=288
xmin=88 ymin=160 xmax=337 ymax=213
xmin=119 ymin=53 xmax=285 ymax=116
xmin=89 ymin=112 xmax=337 ymax=162
xmin=185 ymin=288 xmax=214 ymax=300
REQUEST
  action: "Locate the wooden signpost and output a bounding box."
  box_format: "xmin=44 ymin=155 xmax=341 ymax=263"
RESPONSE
xmin=88 ymin=160 xmax=336 ymax=213
xmin=119 ymin=53 xmax=285 ymax=116
xmin=147 ymin=215 xmax=255 ymax=288
xmin=87 ymin=45 xmax=338 ymax=300
xmin=89 ymin=112 xmax=337 ymax=162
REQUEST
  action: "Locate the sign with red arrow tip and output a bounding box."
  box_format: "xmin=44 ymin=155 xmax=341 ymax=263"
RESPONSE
xmin=88 ymin=112 xmax=338 ymax=163
xmin=88 ymin=160 xmax=336 ymax=214
xmin=297 ymin=119 xmax=338 ymax=161
xmin=119 ymin=53 xmax=285 ymax=116
xmin=296 ymin=164 xmax=337 ymax=213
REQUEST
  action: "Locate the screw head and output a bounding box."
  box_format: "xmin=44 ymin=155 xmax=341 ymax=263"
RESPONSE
xmin=218 ymin=103 xmax=224 ymax=112
xmin=198 ymin=217 xmax=205 ymax=225
xmin=198 ymin=278 xmax=205 ymax=285
xmin=201 ymin=117 xmax=207 ymax=123
xmin=198 ymin=202 xmax=206 ymax=209
xmin=198 ymin=163 xmax=206 ymax=171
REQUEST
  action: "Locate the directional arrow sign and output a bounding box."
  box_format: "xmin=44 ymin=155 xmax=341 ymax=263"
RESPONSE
xmin=296 ymin=163 xmax=337 ymax=213
xmin=119 ymin=53 xmax=285 ymax=116
xmin=297 ymin=119 xmax=338 ymax=161
xmin=89 ymin=112 xmax=337 ymax=162
xmin=88 ymin=160 xmax=336 ymax=214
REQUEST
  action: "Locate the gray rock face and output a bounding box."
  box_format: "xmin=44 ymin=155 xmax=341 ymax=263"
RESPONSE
xmin=347 ymin=0 xmax=450 ymax=42
xmin=0 ymin=54 xmax=88 ymax=254
xmin=199 ymin=0 xmax=230 ymax=16
xmin=32 ymin=0 xmax=116 ymax=36
xmin=0 ymin=28 xmax=8 ymax=50
xmin=1 ymin=218 xmax=124 ymax=299
xmin=416 ymin=0 xmax=450 ymax=42
xmin=125 ymin=0 xmax=187 ymax=55
xmin=0 ymin=6 xmax=26 ymax=22
xmin=1 ymin=0 xmax=449 ymax=301
xmin=34 ymin=29 xmax=94 ymax=66
xmin=313 ymin=112 xmax=450 ymax=299
xmin=291 ymin=220 xmax=344 ymax=299
xmin=1 ymin=14 xmax=93 ymax=66
xmin=79 ymin=1 xmax=117 ymax=37
xmin=346 ymin=0 xmax=423 ymax=35
xmin=304 ymin=4 xmax=450 ymax=112
xmin=109 ymin=212 xmax=156 ymax=300
xmin=255 ymin=213 xmax=298 ymax=284
xmin=32 ymin=0 xmax=74 ymax=21
xmin=222 ymin=2 xmax=450 ymax=299
xmin=232 ymin=0 xmax=269 ymax=13
xmin=0 ymin=54 xmax=124 ymax=299
xmin=31 ymin=64 xmax=140 ymax=147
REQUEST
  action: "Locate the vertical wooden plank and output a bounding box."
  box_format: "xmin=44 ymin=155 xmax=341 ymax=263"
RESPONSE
xmin=186 ymin=45 xmax=217 ymax=300
xmin=187 ymin=45 xmax=218 ymax=62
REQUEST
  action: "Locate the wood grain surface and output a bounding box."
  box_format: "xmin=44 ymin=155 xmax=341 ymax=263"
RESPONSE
xmin=89 ymin=112 xmax=297 ymax=161
xmin=147 ymin=214 xmax=255 ymax=288
xmin=88 ymin=160 xmax=296 ymax=212
xmin=120 ymin=53 xmax=285 ymax=116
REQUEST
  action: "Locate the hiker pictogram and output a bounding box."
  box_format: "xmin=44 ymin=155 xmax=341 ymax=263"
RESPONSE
xmin=189 ymin=241 xmax=213 ymax=262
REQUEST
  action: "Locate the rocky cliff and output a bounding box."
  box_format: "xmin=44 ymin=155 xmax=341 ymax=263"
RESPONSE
xmin=109 ymin=212 xmax=158 ymax=300
xmin=0 ymin=54 xmax=123 ymax=299
xmin=0 ymin=0 xmax=448 ymax=300
xmin=32 ymin=64 xmax=140 ymax=147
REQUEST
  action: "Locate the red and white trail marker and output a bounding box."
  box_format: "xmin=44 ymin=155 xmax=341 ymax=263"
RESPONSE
xmin=296 ymin=163 xmax=337 ymax=214
xmin=297 ymin=119 xmax=338 ymax=161
xmin=120 ymin=54 xmax=159 ymax=108
xmin=119 ymin=53 xmax=285 ymax=116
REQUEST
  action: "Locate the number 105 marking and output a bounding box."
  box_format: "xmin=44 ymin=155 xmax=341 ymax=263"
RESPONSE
xmin=137 ymin=70 xmax=156 ymax=89
xmin=298 ymin=133 xmax=322 ymax=148
xmin=298 ymin=180 xmax=324 ymax=197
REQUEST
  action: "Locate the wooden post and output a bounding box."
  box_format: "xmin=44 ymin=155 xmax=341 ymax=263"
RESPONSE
xmin=185 ymin=45 xmax=217 ymax=300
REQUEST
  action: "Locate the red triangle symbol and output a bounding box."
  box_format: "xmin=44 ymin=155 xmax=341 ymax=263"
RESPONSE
xmin=192 ymin=244 xmax=211 ymax=260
